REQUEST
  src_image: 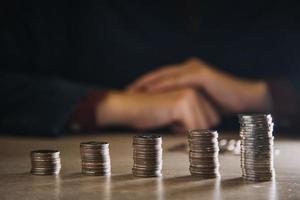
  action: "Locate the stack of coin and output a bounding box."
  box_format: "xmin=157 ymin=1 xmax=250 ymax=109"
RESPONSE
xmin=30 ymin=150 xmax=61 ymax=175
xmin=238 ymin=114 xmax=275 ymax=182
xmin=80 ymin=141 xmax=111 ymax=176
xmin=132 ymin=135 xmax=163 ymax=177
xmin=188 ymin=129 xmax=220 ymax=178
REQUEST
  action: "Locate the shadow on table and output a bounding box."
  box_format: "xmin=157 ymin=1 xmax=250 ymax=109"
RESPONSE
xmin=110 ymin=173 xmax=135 ymax=181
xmin=61 ymin=172 xmax=135 ymax=182
xmin=220 ymin=177 xmax=245 ymax=189
xmin=163 ymin=175 xmax=204 ymax=183
xmin=106 ymin=174 xmax=248 ymax=191
xmin=158 ymin=176 xmax=247 ymax=198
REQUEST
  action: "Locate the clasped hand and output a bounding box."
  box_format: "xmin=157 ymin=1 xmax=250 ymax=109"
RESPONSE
xmin=97 ymin=58 xmax=272 ymax=132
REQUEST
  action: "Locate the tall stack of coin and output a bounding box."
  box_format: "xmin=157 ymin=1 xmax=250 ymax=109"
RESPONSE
xmin=238 ymin=114 xmax=275 ymax=181
xmin=30 ymin=150 xmax=61 ymax=175
xmin=80 ymin=141 xmax=111 ymax=176
xmin=188 ymin=129 xmax=220 ymax=178
xmin=132 ymin=135 xmax=163 ymax=177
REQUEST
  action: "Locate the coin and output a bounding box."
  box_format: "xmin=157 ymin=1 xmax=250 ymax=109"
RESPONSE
xmin=80 ymin=141 xmax=111 ymax=176
xmin=238 ymin=114 xmax=275 ymax=182
xmin=132 ymin=135 xmax=163 ymax=177
xmin=30 ymin=150 xmax=61 ymax=175
xmin=188 ymin=129 xmax=220 ymax=178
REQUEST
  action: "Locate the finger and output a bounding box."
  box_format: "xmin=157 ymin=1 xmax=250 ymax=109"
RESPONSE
xmin=174 ymin=105 xmax=196 ymax=132
xmin=200 ymin=95 xmax=220 ymax=127
xmin=181 ymin=112 xmax=197 ymax=131
xmin=145 ymin=71 xmax=205 ymax=93
xmin=197 ymin=95 xmax=220 ymax=128
xmin=172 ymin=90 xmax=207 ymax=131
xmin=128 ymin=65 xmax=181 ymax=91
xmin=146 ymin=75 xmax=192 ymax=92
xmin=146 ymin=78 xmax=179 ymax=92
xmin=191 ymin=97 xmax=209 ymax=129
xmin=182 ymin=99 xmax=208 ymax=131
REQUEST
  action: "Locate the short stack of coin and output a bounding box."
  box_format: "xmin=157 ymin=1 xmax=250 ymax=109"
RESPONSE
xmin=188 ymin=129 xmax=220 ymax=178
xmin=30 ymin=150 xmax=61 ymax=175
xmin=132 ymin=135 xmax=163 ymax=177
xmin=238 ymin=114 xmax=275 ymax=182
xmin=80 ymin=141 xmax=111 ymax=176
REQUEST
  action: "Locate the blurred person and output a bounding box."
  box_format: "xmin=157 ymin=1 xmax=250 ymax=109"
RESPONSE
xmin=128 ymin=57 xmax=273 ymax=123
xmin=1 ymin=0 xmax=300 ymax=136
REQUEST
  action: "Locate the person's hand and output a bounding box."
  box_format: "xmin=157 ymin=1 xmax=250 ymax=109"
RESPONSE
xmin=128 ymin=57 xmax=272 ymax=114
xmin=96 ymin=88 xmax=220 ymax=131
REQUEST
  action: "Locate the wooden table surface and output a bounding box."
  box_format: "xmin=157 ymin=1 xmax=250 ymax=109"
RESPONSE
xmin=0 ymin=133 xmax=299 ymax=200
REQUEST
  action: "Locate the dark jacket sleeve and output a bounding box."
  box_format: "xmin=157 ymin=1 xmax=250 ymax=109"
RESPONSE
xmin=66 ymin=90 xmax=108 ymax=132
xmin=267 ymin=80 xmax=300 ymax=129
xmin=266 ymin=29 xmax=300 ymax=130
xmin=0 ymin=72 xmax=90 ymax=136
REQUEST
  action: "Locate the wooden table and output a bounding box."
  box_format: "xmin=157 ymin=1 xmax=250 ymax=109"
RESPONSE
xmin=0 ymin=133 xmax=299 ymax=200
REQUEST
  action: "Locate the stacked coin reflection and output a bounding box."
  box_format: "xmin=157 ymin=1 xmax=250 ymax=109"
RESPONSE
xmin=188 ymin=130 xmax=220 ymax=178
xmin=239 ymin=114 xmax=275 ymax=181
xmin=132 ymin=135 xmax=163 ymax=177
xmin=30 ymin=150 xmax=61 ymax=175
xmin=80 ymin=141 xmax=111 ymax=176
